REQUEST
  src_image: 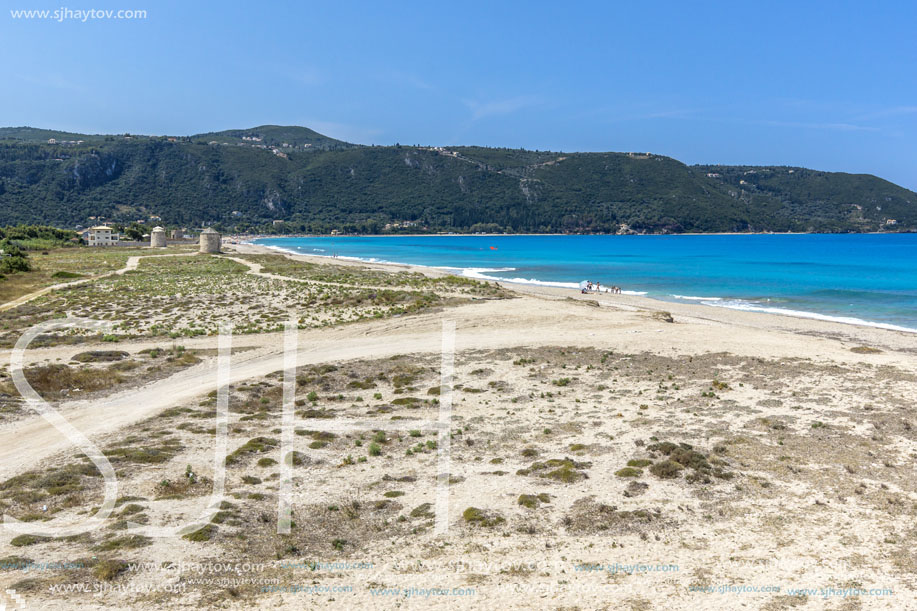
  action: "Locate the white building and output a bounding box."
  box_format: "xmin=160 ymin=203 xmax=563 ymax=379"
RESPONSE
xmin=86 ymin=226 xmax=116 ymax=247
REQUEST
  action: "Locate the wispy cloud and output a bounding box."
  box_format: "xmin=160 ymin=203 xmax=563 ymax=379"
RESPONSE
xmin=10 ymin=71 xmax=85 ymax=93
xmin=762 ymin=120 xmax=879 ymax=132
xmin=289 ymin=65 xmax=323 ymax=86
xmin=263 ymin=63 xmax=324 ymax=87
xmin=602 ymin=108 xmax=703 ymax=122
xmin=378 ymin=70 xmax=435 ymax=91
xmin=463 ymin=95 xmax=542 ymax=121
xmin=851 ymin=105 xmax=917 ymax=121
xmin=635 ymin=108 xmax=700 ymax=119
xmin=568 ymin=101 xmax=709 ymax=123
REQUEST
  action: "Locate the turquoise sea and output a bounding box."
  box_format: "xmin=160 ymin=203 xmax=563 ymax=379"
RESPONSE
xmin=254 ymin=234 xmax=917 ymax=332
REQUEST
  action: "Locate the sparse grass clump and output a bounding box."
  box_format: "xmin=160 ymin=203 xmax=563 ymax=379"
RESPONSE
xmin=564 ymin=496 xmax=661 ymax=534
xmin=518 ymin=493 xmax=551 ymax=509
xmin=284 ymin=451 xmax=307 ymax=466
xmin=518 ymin=458 xmax=591 ymax=483
xmin=644 ymin=440 xmax=733 ymax=482
xmin=297 ymin=408 xmax=336 ymax=419
xmin=182 ymin=525 xmax=217 ymax=542
xmin=72 ymin=350 xmax=129 ymax=363
xmin=105 ymin=439 xmax=183 ymax=465
xmin=615 ymin=467 xmax=643 ymax=478
xmin=649 ymin=460 xmax=682 ymax=478
xmin=119 ymin=503 xmax=145 ymax=516
xmin=93 ymin=559 xmax=127 ymax=581
xmin=225 ymin=437 xmax=279 ymax=466
xmin=410 ymin=503 xmax=434 ymax=519
xmin=10 ymin=535 xmax=49 ymax=547
xmin=463 ymin=507 xmax=505 ymax=527
xmin=0 ymin=461 xmax=101 ymax=504
xmin=93 ymin=535 xmax=152 ymax=551
xmin=652 ymin=311 xmax=674 ymax=323
xmin=391 ymin=397 xmax=422 ymax=406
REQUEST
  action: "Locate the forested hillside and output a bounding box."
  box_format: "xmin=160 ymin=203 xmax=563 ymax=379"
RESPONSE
xmin=0 ymin=126 xmax=914 ymax=233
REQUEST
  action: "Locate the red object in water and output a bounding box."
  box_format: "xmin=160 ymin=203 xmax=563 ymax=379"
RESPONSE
xmin=489 ymin=246 xmax=497 ymax=250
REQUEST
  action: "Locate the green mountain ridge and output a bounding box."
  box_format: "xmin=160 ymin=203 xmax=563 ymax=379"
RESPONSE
xmin=0 ymin=126 xmax=914 ymax=233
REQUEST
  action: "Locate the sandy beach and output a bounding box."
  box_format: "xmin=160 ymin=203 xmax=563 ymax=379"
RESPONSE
xmin=0 ymin=242 xmax=913 ymax=610
xmin=234 ymin=241 xmax=917 ymax=354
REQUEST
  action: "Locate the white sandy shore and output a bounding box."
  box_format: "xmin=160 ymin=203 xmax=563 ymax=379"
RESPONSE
xmin=232 ymin=242 xmax=917 ymax=354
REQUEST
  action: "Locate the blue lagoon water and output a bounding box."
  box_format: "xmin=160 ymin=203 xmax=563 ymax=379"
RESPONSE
xmin=254 ymin=234 xmax=917 ymax=332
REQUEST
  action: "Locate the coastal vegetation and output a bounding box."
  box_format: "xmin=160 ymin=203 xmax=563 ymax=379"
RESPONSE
xmin=0 ymin=239 xmax=158 ymax=304
xmin=0 ymin=225 xmax=79 ymax=284
xmin=0 ymin=252 xmax=504 ymax=347
xmin=2 ymin=341 xmax=914 ymax=605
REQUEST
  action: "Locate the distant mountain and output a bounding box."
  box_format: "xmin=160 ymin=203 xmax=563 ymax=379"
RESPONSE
xmin=0 ymin=126 xmax=913 ymax=233
xmin=0 ymin=126 xmax=108 ymax=143
xmin=190 ymin=125 xmax=356 ymax=150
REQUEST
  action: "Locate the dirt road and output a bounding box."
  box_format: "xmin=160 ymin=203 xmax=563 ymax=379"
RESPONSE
xmin=2 ymin=290 xmax=914 ymax=481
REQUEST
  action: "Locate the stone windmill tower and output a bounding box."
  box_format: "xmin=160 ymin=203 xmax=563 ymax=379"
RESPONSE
xmin=150 ymin=226 xmax=167 ymax=248
xmin=199 ymin=227 xmax=221 ymax=253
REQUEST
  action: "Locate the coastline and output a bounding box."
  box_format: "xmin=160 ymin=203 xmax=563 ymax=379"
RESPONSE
xmin=227 ymin=230 xmax=912 ymax=243
xmin=231 ymin=241 xmax=917 ymax=352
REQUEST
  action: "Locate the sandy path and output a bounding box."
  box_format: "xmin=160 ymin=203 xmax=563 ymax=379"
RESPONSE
xmin=0 ymin=251 xmax=198 ymax=313
xmin=219 ymin=253 xmax=438 ymax=292
xmin=0 ymin=301 xmax=541 ymax=479
xmin=2 ymin=292 xmax=915 ymax=481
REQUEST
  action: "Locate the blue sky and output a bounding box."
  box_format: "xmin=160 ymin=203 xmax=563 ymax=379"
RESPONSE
xmin=2 ymin=0 xmax=916 ymax=189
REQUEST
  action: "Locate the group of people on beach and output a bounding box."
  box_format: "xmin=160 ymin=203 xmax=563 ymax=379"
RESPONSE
xmin=582 ymin=281 xmax=622 ymax=294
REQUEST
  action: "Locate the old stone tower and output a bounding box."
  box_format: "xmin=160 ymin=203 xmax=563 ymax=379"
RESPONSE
xmin=199 ymin=227 xmax=221 ymax=253
xmin=150 ymin=226 xmax=166 ymax=248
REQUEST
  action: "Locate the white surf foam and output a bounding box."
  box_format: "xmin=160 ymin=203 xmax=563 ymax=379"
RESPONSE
xmin=671 ymin=294 xmax=723 ymax=301
xmin=704 ymin=300 xmax=917 ymax=333
xmin=254 ymin=241 xmax=915 ymax=334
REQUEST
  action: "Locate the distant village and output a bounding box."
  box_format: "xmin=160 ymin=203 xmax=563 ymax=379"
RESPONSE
xmin=73 ymin=208 xmax=437 ymax=246
xmin=77 ymin=218 xmax=223 ymax=253
xmin=45 ymin=130 xmax=323 ymax=161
